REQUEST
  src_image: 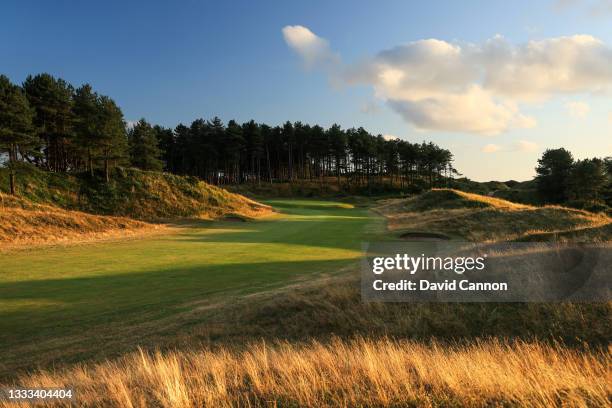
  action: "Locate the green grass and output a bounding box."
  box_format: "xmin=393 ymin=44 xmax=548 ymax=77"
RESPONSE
xmin=0 ymin=199 xmax=381 ymax=376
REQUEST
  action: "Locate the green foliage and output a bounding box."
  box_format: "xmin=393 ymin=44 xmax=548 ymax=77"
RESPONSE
xmin=97 ymin=96 xmax=128 ymax=181
xmin=23 ymin=73 xmax=75 ymax=172
xmin=72 ymin=84 xmax=100 ymax=173
xmin=566 ymin=158 xmax=607 ymax=202
xmin=128 ymin=119 xmax=162 ymax=171
xmin=535 ymin=148 xmax=574 ymax=203
xmin=0 ymin=75 xmax=36 ymax=158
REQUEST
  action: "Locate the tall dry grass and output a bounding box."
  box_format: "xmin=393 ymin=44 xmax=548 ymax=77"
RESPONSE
xmin=2 ymin=338 xmax=609 ymax=407
xmin=376 ymin=189 xmax=611 ymax=242
xmin=0 ymin=193 xmax=165 ymax=249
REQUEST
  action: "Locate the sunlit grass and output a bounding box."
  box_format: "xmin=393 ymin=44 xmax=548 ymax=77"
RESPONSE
xmin=0 ymin=199 xmax=376 ymax=376
xmin=4 ymin=338 xmax=608 ymax=408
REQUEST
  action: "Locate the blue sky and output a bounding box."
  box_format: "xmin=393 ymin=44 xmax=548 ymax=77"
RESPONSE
xmin=2 ymin=0 xmax=611 ymax=181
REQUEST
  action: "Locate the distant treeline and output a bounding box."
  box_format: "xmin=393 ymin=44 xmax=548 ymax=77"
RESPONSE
xmin=0 ymin=73 xmax=456 ymax=194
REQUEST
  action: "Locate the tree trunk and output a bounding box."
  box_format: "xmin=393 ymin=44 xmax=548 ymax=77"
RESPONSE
xmin=88 ymin=149 xmax=94 ymax=177
xmin=104 ymin=156 xmax=110 ymax=183
xmin=8 ymin=144 xmax=17 ymax=195
xmin=9 ymin=169 xmax=15 ymax=196
xmin=266 ymin=148 xmax=272 ymax=184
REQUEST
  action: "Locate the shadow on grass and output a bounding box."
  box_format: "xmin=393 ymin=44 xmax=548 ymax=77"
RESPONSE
xmin=0 ymin=258 xmax=354 ymax=347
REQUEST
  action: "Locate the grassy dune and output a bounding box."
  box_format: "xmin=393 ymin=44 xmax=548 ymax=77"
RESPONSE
xmin=0 ymin=193 xmax=162 ymax=247
xmin=0 ymin=166 xmax=272 ymax=247
xmin=0 ymin=164 xmax=272 ymax=220
xmin=377 ymin=188 xmax=611 ymax=242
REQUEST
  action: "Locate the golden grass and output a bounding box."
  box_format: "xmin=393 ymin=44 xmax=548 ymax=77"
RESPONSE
xmin=0 ymin=177 xmax=272 ymax=248
xmin=377 ymin=189 xmax=611 ymax=242
xmin=2 ymin=338 xmax=609 ymax=407
xmin=0 ymin=193 xmax=164 ymax=249
xmin=95 ymin=169 xmax=274 ymax=221
xmin=443 ymin=188 xmax=533 ymax=210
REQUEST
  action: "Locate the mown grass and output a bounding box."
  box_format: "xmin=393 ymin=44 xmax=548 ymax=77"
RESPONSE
xmin=0 ymin=199 xmax=378 ymax=378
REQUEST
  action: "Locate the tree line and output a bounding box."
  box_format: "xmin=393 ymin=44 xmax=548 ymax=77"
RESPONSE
xmin=0 ymin=73 xmax=456 ymax=194
xmin=535 ymin=148 xmax=611 ymax=209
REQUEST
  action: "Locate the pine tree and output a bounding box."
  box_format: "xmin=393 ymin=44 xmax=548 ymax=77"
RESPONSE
xmin=73 ymin=84 xmax=99 ymax=175
xmin=535 ymin=148 xmax=574 ymax=203
xmin=23 ymin=73 xmax=74 ymax=172
xmin=566 ymin=158 xmax=607 ymax=203
xmin=128 ymin=119 xmax=162 ymax=172
xmin=97 ymin=96 xmax=128 ymax=181
xmin=0 ymin=75 xmax=36 ymax=194
xmin=153 ymin=125 xmax=176 ymax=172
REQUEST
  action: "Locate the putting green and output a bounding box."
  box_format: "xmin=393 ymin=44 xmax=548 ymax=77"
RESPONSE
xmin=0 ymin=199 xmax=378 ymax=361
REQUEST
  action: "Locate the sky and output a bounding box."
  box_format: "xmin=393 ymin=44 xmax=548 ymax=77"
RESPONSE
xmin=2 ymin=0 xmax=612 ymax=181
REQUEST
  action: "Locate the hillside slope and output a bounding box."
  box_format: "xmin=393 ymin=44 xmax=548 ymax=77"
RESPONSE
xmin=0 ymin=193 xmax=161 ymax=247
xmin=0 ymin=164 xmax=272 ymax=220
xmin=376 ymin=188 xmax=611 ymax=242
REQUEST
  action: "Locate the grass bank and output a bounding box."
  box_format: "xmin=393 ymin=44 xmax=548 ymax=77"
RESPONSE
xmin=377 ymin=188 xmax=611 ymax=242
xmin=0 ymin=163 xmax=271 ymax=220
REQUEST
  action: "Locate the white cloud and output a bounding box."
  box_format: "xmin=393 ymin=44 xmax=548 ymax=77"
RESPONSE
xmin=387 ymin=85 xmax=536 ymax=135
xmin=284 ymin=27 xmax=612 ymax=135
xmin=126 ymin=120 xmax=138 ymax=130
xmin=382 ymin=134 xmax=399 ymax=141
xmin=481 ymin=35 xmax=612 ymax=101
xmin=282 ymin=25 xmax=339 ymax=70
xmin=482 ymin=144 xmax=502 ymax=153
xmin=482 ymin=140 xmax=538 ymax=153
xmin=608 ymin=111 xmax=612 ymax=122
xmin=565 ymin=101 xmax=590 ymax=118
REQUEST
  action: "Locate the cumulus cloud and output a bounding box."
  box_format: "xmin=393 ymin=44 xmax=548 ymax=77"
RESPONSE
xmin=565 ymin=101 xmax=590 ymax=118
xmin=282 ymin=25 xmax=339 ymax=70
xmin=482 ymin=140 xmax=538 ymax=153
xmin=283 ymin=27 xmax=612 ymax=135
xmin=383 ymin=134 xmax=399 ymax=141
xmin=480 ymin=35 xmax=612 ymax=100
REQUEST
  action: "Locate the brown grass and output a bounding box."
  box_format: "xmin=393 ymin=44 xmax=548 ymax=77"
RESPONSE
xmin=0 ymin=193 xmax=164 ymax=249
xmin=377 ymin=189 xmax=611 ymax=242
xmin=1 ymin=338 xmax=609 ymax=407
